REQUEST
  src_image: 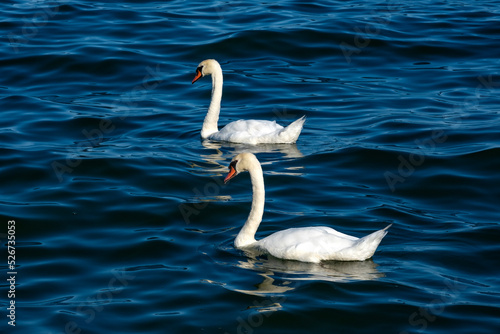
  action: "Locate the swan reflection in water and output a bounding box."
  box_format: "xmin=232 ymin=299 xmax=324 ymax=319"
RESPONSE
xmin=235 ymin=253 xmax=385 ymax=296
xmin=225 ymin=255 xmax=385 ymax=313
xmin=199 ymin=140 xmax=304 ymax=175
xmin=183 ymin=140 xmax=304 ymax=207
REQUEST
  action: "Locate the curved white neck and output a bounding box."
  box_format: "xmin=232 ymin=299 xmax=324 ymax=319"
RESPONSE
xmin=201 ymin=65 xmax=223 ymax=139
xmin=234 ymin=162 xmax=265 ymax=248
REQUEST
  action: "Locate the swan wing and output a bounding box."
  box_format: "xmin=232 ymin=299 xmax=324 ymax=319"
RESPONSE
xmin=209 ymin=120 xmax=283 ymax=143
xmin=256 ymin=225 xmax=391 ymax=263
xmin=208 ymin=116 xmax=305 ymax=144
xmin=257 ymin=227 xmax=359 ymax=263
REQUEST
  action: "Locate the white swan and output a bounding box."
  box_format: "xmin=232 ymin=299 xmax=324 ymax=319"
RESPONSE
xmin=192 ymin=59 xmax=305 ymax=145
xmin=224 ymin=153 xmax=391 ymax=263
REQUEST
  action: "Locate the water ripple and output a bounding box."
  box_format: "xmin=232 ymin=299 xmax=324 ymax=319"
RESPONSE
xmin=1 ymin=0 xmax=499 ymax=333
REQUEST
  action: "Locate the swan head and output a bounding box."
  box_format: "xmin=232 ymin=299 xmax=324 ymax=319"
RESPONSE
xmin=224 ymin=153 xmax=259 ymax=184
xmin=192 ymin=59 xmax=221 ymax=84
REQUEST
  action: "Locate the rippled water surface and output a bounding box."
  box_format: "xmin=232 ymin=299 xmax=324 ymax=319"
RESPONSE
xmin=1 ymin=0 xmax=500 ymax=333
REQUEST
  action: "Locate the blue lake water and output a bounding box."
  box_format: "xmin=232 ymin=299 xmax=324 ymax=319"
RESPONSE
xmin=1 ymin=0 xmax=500 ymax=333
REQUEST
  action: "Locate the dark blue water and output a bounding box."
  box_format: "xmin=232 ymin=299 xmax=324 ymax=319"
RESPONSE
xmin=1 ymin=0 xmax=500 ymax=333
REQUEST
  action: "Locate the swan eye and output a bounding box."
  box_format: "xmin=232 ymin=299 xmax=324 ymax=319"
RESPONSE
xmin=196 ymin=66 xmax=203 ymax=75
xmin=229 ymin=160 xmax=238 ymax=171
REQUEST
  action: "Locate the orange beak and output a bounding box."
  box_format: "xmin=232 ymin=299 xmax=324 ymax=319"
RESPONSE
xmin=224 ymin=164 xmax=237 ymax=184
xmin=192 ymin=68 xmax=202 ymax=84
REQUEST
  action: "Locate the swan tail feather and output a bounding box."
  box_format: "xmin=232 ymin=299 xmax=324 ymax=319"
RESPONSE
xmin=278 ymin=116 xmax=306 ymax=143
xmin=328 ymin=224 xmax=392 ymax=261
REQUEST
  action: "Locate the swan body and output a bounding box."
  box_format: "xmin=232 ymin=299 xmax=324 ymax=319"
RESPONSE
xmin=224 ymin=153 xmax=391 ymax=263
xmin=192 ymin=59 xmax=305 ymax=145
